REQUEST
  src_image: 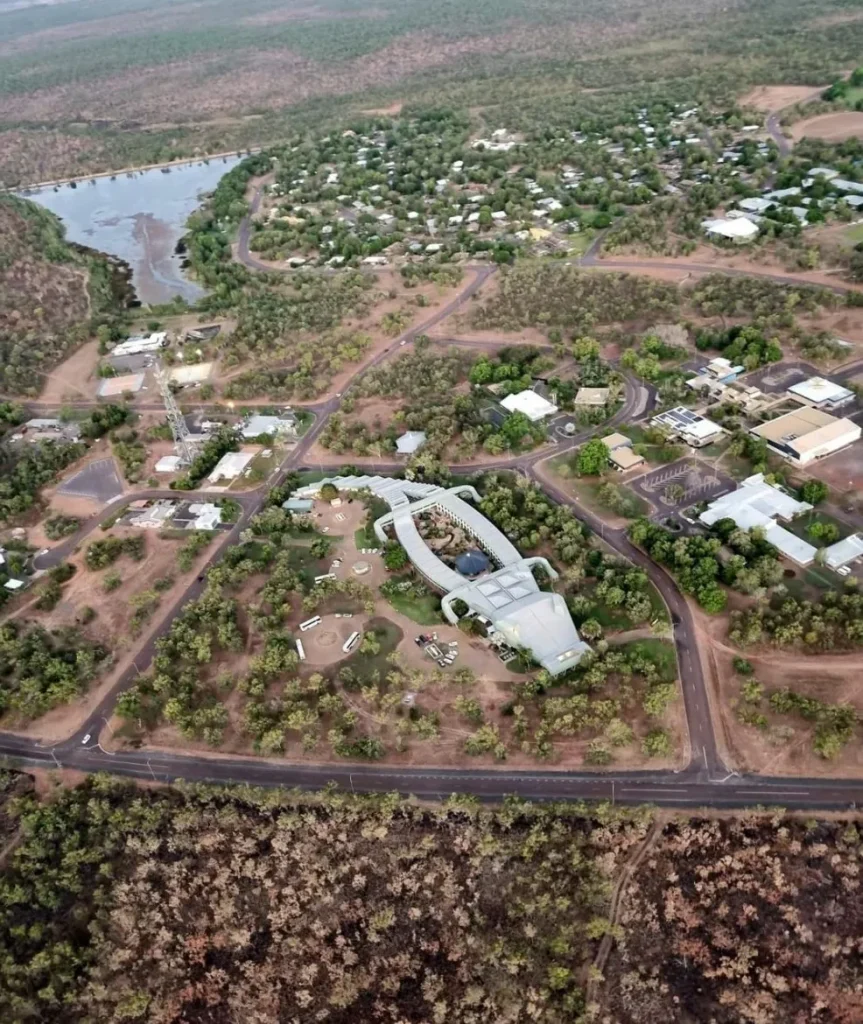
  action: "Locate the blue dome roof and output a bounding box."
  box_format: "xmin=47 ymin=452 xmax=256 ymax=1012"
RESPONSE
xmin=455 ymin=548 xmax=490 ymax=576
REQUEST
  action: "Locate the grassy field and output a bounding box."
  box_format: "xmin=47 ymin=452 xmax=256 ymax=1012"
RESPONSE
xmin=785 ymin=509 xmax=851 ymax=546
xmin=551 ymin=455 xmax=648 ymax=519
xmin=380 ymin=588 xmax=443 ymax=626
xmin=614 ymin=637 xmax=678 ymax=682
xmin=844 ymin=223 xmax=863 ymax=246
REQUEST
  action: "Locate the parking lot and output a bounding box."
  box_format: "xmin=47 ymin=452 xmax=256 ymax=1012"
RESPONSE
xmin=630 ymin=457 xmax=735 ymax=513
xmin=57 ymin=458 xmax=124 ymax=503
xmin=743 ymin=361 xmax=818 ymax=394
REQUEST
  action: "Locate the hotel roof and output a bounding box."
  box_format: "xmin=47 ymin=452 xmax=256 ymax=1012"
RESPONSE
xmin=293 ymin=475 xmax=589 ymax=674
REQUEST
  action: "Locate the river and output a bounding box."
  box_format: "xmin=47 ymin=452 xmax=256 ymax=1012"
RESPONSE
xmin=19 ymin=155 xmax=243 ymax=305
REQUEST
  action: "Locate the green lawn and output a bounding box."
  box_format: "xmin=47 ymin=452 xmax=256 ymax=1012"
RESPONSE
xmin=613 ymin=638 xmax=678 ymax=682
xmin=380 ymin=588 xmax=443 ymax=625
xmin=578 ymin=579 xmax=668 ymax=633
xmin=354 ymin=525 xmax=378 ymax=549
xmin=342 ymin=617 xmax=404 ymax=679
xmin=295 ymin=411 xmax=315 ymax=437
xmin=562 ymin=228 xmax=596 ymax=256
xmin=550 ymin=457 xmax=648 ymax=519
xmin=844 ymin=223 xmax=863 ymax=247
xmin=785 ymin=510 xmax=851 ymax=547
xmin=228 ymin=448 xmax=282 ymax=490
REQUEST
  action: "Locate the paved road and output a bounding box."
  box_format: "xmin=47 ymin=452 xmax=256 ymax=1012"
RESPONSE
xmin=765 ymin=89 xmax=823 ymax=157
xmin=6 ymin=200 xmax=863 ymax=807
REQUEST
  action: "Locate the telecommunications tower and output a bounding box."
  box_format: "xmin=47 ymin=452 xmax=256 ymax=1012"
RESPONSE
xmin=154 ymin=360 xmax=193 ymax=465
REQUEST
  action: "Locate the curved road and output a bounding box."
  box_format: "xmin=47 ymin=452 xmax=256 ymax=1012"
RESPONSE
xmin=5 ymin=214 xmax=863 ymax=808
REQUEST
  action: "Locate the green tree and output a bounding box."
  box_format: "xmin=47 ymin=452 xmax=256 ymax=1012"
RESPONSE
xmin=800 ymin=480 xmax=828 ymax=506
xmin=576 ymin=438 xmax=609 ymax=476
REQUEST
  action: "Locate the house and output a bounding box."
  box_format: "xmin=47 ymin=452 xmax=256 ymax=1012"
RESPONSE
xmin=129 ymin=499 xmax=178 ymax=529
xmin=500 ymin=390 xmax=559 ymax=422
xmin=823 ymin=534 xmax=863 ymax=570
xmin=699 ymin=473 xmax=815 ymax=566
xmin=184 ymin=503 xmax=222 ymax=531
xmin=704 ymin=357 xmax=744 ymax=382
xmin=111 ymin=332 xmax=168 ymax=358
xmin=602 ymin=433 xmax=644 ymax=471
xmin=750 ymin=406 xmax=861 ymax=465
xmin=21 ymin=418 xmax=81 ymax=442
xmin=396 ymin=431 xmax=427 ymax=456
xmin=3 ymin=579 xmax=25 ymax=593
xmin=701 ymin=217 xmax=759 ymax=243
xmin=208 ymin=451 xmax=255 ymax=484
xmin=574 ymin=387 xmax=610 ymax=407
xmin=241 ymin=414 xmax=297 ymax=441
xmin=651 ymin=407 xmax=724 ymax=447
xmin=787 ymin=376 xmax=855 ymax=411
xmin=737 ymin=197 xmax=775 ymax=214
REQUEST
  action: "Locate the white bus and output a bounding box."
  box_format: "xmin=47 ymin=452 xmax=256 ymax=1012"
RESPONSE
xmin=299 ymin=616 xmax=322 ymax=632
xmin=342 ymin=631 xmax=360 ymax=654
xmin=296 ymin=639 xmax=306 ymax=661
xmin=314 ymin=573 xmax=336 ymax=583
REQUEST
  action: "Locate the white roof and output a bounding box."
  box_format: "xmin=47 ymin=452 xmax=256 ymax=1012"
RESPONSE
xmin=155 ymin=455 xmax=183 ymax=473
xmin=241 ymin=415 xmax=295 ymax=438
xmin=3 ymin=579 xmax=24 ymax=591
xmin=700 ymin=473 xmax=810 ymax=528
xmin=395 ymin=431 xmax=427 ymax=455
xmin=738 ymin=197 xmax=774 ymax=213
xmin=500 ymin=390 xmax=559 ymax=422
xmin=112 ymin=332 xmax=168 ymax=357
xmin=702 ymin=217 xmax=759 ymax=240
xmin=186 ymin=502 xmax=222 ymax=531
xmin=809 ymin=167 xmax=839 ymax=180
xmin=292 ymin=475 xmax=588 ymax=674
xmin=788 ymin=376 xmax=853 ymax=406
xmin=824 ymin=534 xmax=863 ymax=569
xmin=208 ymin=451 xmax=254 ymax=483
xmin=699 ymin=473 xmax=815 ymax=564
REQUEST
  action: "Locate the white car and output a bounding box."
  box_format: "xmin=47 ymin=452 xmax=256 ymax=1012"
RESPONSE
xmin=81 ymin=733 xmax=91 ymax=744
xmin=837 ymin=566 xmax=852 ymax=577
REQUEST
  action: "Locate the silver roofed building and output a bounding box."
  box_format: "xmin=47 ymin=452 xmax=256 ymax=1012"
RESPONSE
xmin=293 ymin=475 xmax=590 ymax=675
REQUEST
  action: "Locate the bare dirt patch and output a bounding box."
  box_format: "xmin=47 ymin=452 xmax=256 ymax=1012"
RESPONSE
xmin=360 ymin=100 xmax=404 ymax=116
xmin=792 ymin=111 xmax=863 ymax=142
xmin=35 ymin=338 xmax=100 ymax=404
xmin=693 ymin=598 xmax=863 ymax=778
xmin=738 ymin=84 xmax=823 ymax=113
xmin=10 ymin=527 xmax=226 ymax=744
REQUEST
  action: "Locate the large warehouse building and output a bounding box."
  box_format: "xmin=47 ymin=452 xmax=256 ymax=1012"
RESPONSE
xmin=293 ymin=475 xmax=590 ymax=675
xmin=750 ymin=407 xmax=861 ymax=465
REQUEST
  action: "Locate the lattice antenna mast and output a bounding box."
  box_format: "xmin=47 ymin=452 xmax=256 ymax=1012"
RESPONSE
xmin=154 ymin=359 xmax=193 ymax=465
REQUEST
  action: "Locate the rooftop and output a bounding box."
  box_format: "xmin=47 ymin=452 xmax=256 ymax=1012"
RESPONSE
xmin=500 ymin=389 xmax=559 ymax=422
xmin=824 ymin=534 xmax=863 ymax=570
xmin=602 ymin=432 xmax=631 ymax=451
xmin=699 ymin=473 xmax=815 ymax=565
xmin=293 ymin=475 xmax=589 ymax=675
xmin=752 ymin=406 xmax=858 ymax=453
xmin=396 ymin=431 xmax=427 ymax=455
xmin=574 ymin=387 xmax=610 ymax=406
xmin=787 ymin=376 xmax=854 ymax=407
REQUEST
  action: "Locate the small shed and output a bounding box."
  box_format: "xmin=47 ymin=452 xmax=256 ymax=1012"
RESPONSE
xmin=396 ymin=431 xmax=427 ymax=456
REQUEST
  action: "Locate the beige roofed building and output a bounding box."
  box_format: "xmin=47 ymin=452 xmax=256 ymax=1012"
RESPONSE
xmin=575 ymin=387 xmax=610 ymax=406
xmin=751 ymin=407 xmax=861 ymax=465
